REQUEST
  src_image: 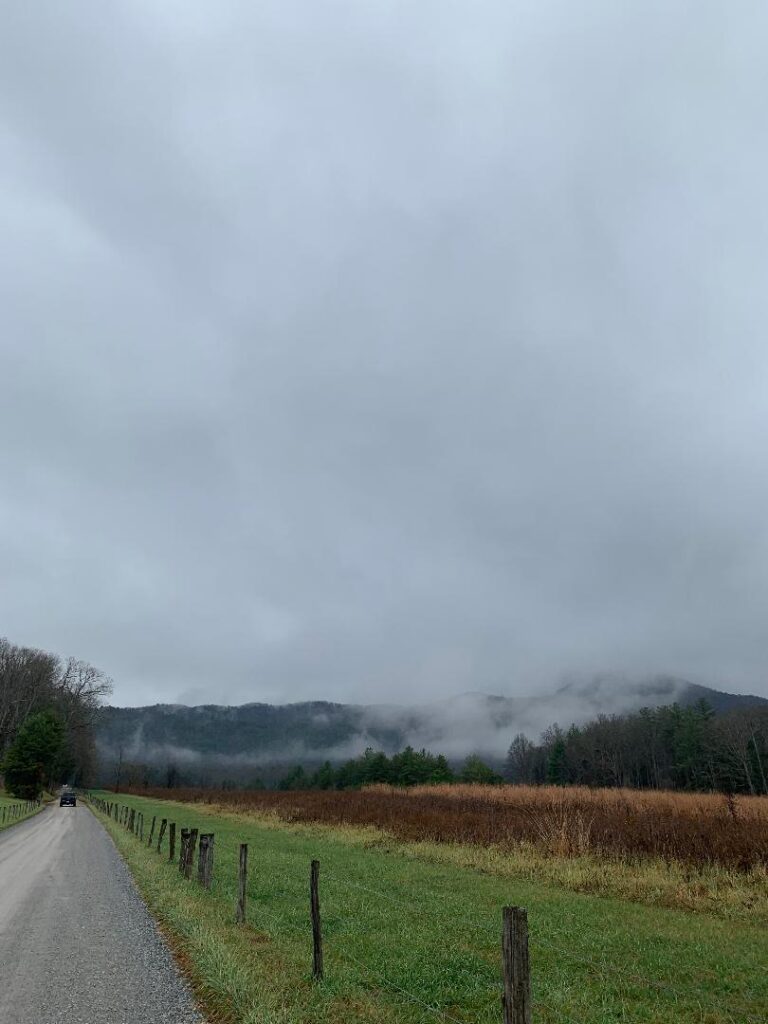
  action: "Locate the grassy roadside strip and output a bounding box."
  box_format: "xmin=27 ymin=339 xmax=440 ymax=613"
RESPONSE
xmin=91 ymin=800 xmax=411 ymax=1024
xmin=0 ymin=792 xmax=47 ymax=832
xmin=91 ymin=792 xmax=768 ymax=1024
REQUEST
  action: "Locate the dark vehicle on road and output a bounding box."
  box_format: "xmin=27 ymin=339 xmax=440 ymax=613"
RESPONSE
xmin=60 ymin=792 xmax=76 ymax=807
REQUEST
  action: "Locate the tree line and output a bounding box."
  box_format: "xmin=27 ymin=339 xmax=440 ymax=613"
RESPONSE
xmin=274 ymin=700 xmax=767 ymax=794
xmin=505 ymin=700 xmax=768 ymax=794
xmin=0 ymin=637 xmax=112 ymax=798
xmin=277 ymin=747 xmax=502 ymax=790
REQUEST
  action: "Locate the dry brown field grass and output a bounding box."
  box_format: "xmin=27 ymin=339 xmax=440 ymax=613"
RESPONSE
xmin=126 ymin=783 xmax=768 ymax=870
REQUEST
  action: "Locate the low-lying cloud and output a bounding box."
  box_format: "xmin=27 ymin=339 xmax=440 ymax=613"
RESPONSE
xmin=4 ymin=4 xmax=768 ymax=707
xmin=98 ymin=675 xmax=697 ymax=777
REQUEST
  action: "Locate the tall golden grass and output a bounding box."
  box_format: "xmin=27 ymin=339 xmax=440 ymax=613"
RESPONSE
xmin=120 ymin=783 xmax=768 ymax=870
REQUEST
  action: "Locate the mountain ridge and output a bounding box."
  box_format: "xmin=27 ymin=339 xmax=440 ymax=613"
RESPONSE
xmin=96 ymin=677 xmax=767 ymax=785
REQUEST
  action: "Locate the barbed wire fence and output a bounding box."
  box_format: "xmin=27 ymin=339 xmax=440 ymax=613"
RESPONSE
xmin=84 ymin=793 xmax=759 ymax=1024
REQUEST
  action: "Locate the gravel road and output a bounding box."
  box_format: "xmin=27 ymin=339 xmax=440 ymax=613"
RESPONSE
xmin=0 ymin=802 xmax=203 ymax=1024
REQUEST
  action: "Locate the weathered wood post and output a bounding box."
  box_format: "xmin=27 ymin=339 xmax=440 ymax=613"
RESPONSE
xmin=157 ymin=818 xmax=167 ymax=853
xmin=168 ymin=822 xmax=176 ymax=862
xmin=197 ymin=834 xmax=210 ymax=885
xmin=310 ymin=859 xmax=323 ymax=981
xmin=205 ymin=834 xmax=215 ymax=888
xmin=185 ymin=829 xmax=198 ymax=879
xmin=148 ymin=816 xmax=156 ymax=847
xmin=236 ymin=844 xmax=248 ymax=923
xmin=197 ymin=834 xmax=214 ymax=888
xmin=502 ymin=907 xmax=531 ymax=1024
xmin=139 ymin=813 xmax=144 ymax=841
xmin=179 ymin=829 xmax=190 ymax=872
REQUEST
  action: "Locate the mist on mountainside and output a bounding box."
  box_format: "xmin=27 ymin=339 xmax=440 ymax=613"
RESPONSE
xmin=95 ymin=675 xmax=767 ymax=785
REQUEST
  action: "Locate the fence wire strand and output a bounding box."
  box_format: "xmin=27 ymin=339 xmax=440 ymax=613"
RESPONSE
xmin=334 ymin=947 xmax=470 ymax=1024
xmin=325 ymin=868 xmax=760 ymax=1019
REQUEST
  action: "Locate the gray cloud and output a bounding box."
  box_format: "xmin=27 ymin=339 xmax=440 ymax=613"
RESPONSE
xmin=2 ymin=2 xmax=768 ymax=707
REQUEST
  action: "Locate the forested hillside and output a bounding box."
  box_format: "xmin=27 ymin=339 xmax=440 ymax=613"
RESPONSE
xmin=95 ymin=678 xmax=767 ymax=792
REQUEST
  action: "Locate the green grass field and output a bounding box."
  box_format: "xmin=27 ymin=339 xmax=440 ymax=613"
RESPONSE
xmin=90 ymin=792 xmax=766 ymax=1024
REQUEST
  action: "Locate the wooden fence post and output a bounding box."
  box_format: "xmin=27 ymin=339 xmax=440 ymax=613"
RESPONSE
xmin=157 ymin=818 xmax=167 ymax=853
xmin=148 ymin=816 xmax=156 ymax=847
xmin=502 ymin=907 xmax=531 ymax=1024
xmin=139 ymin=813 xmax=144 ymax=841
xmin=185 ymin=829 xmax=198 ymax=879
xmin=168 ymin=823 xmax=176 ymax=862
xmin=179 ymin=829 xmax=189 ymax=872
xmin=310 ymin=859 xmax=323 ymax=981
xmin=236 ymin=844 xmax=248 ymax=923
xmin=197 ymin=834 xmax=209 ymax=885
xmin=205 ymin=834 xmax=215 ymax=888
xmin=197 ymin=834 xmax=214 ymax=889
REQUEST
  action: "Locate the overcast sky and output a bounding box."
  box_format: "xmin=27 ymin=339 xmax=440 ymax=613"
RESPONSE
xmin=2 ymin=2 xmax=767 ymax=707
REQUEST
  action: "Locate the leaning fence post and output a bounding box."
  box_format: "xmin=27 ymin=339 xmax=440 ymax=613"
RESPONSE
xmin=310 ymin=859 xmax=323 ymax=981
xmin=502 ymin=906 xmax=531 ymax=1024
xmin=236 ymin=844 xmax=248 ymax=923
xmin=157 ymin=818 xmax=167 ymax=853
xmin=169 ymin=823 xmax=176 ymax=862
